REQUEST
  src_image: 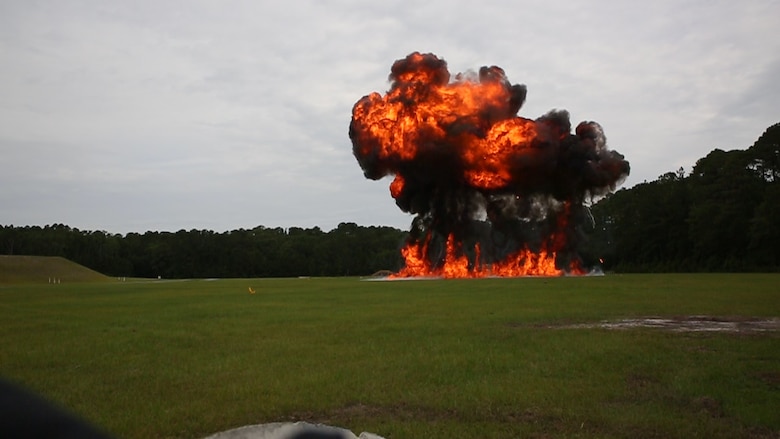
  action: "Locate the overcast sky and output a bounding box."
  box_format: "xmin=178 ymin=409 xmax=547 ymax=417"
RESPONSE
xmin=2 ymin=0 xmax=778 ymax=234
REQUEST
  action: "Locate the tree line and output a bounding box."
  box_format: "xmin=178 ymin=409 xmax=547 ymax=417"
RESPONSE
xmin=0 ymin=223 xmax=407 ymax=278
xmin=583 ymin=122 xmax=779 ymax=272
xmin=2 ymin=123 xmax=777 ymax=276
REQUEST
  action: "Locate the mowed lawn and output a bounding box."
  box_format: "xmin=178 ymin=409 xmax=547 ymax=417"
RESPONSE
xmin=1 ymin=274 xmax=779 ymax=438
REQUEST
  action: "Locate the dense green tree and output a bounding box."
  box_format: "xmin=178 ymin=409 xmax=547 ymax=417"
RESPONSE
xmin=586 ymin=168 xmax=690 ymax=271
xmin=749 ymin=183 xmax=780 ymax=267
xmin=688 ymin=149 xmax=765 ymax=269
xmin=745 ymin=123 xmax=780 ymax=267
xmin=586 ymin=122 xmax=778 ymax=272
xmin=747 ymin=123 xmax=780 ymax=183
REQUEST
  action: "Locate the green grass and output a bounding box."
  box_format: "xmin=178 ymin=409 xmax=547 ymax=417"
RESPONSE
xmin=1 ymin=274 xmax=779 ymax=438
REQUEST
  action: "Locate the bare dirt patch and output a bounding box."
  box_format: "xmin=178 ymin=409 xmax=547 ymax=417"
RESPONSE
xmin=756 ymin=371 xmax=780 ymax=389
xmin=559 ymin=316 xmax=780 ymax=333
xmin=690 ymin=395 xmax=726 ymax=418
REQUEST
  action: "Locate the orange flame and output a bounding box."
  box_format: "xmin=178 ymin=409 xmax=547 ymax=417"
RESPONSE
xmin=350 ymin=54 xmax=539 ymax=189
xmin=465 ymin=119 xmax=537 ymax=189
xmin=391 ymin=236 xmax=568 ymax=279
xmin=389 ymin=174 xmax=405 ymax=199
xmin=389 ymin=229 xmax=582 ymax=278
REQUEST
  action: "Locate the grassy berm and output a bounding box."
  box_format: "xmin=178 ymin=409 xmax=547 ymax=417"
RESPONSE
xmin=1 ymin=273 xmax=779 ymax=438
xmin=0 ymin=255 xmax=110 ymax=284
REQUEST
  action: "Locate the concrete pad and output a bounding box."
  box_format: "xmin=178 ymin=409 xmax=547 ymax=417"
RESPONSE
xmin=202 ymin=422 xmax=385 ymax=439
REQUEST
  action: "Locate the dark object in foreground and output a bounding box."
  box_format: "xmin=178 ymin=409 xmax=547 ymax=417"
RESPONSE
xmin=0 ymin=377 xmax=112 ymax=439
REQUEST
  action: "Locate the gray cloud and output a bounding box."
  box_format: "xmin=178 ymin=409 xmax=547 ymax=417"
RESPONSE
xmin=1 ymin=0 xmax=778 ymax=233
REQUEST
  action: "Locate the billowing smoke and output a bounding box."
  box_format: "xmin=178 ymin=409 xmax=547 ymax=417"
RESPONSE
xmin=349 ymin=52 xmax=629 ymax=277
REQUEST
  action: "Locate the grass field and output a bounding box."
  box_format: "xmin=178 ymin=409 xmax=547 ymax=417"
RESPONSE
xmin=1 ymin=274 xmax=779 ymax=438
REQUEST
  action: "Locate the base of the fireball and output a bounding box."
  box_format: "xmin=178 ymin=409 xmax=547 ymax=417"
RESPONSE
xmin=361 ymin=270 xmax=605 ymax=280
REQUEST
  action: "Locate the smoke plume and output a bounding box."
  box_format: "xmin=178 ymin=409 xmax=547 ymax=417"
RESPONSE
xmin=349 ymin=52 xmax=629 ymax=277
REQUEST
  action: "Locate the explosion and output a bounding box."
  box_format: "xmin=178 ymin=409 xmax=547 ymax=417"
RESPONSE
xmin=349 ymin=52 xmax=629 ymax=278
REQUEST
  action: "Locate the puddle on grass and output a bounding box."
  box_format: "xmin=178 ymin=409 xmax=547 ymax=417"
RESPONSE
xmin=559 ymin=316 xmax=780 ymax=333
